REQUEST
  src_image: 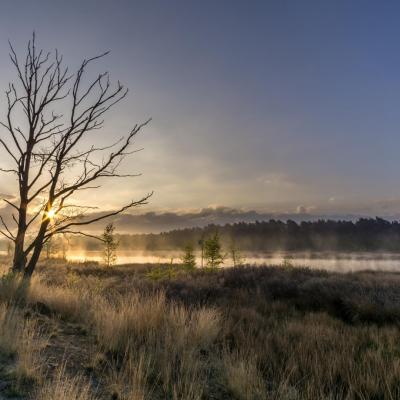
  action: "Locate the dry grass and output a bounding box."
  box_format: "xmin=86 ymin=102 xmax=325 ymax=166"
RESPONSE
xmin=0 ymin=273 xmax=28 ymax=305
xmin=14 ymin=318 xmax=49 ymax=387
xmin=34 ymin=363 xmax=95 ymax=400
xmin=92 ymin=291 xmax=167 ymax=354
xmin=0 ymin=304 xmax=22 ymax=355
xmin=92 ymin=291 xmax=221 ymax=399
xmin=0 ymin=262 xmax=400 ymax=398
xmin=107 ymin=351 xmax=153 ymax=400
xmin=0 ymin=302 xmax=49 ymax=394
xmin=223 ymin=350 xmax=267 ymax=400
xmin=26 ymin=276 xmax=91 ymax=321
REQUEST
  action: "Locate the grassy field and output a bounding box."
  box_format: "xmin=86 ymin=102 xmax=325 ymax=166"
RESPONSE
xmin=0 ymin=259 xmax=399 ymax=399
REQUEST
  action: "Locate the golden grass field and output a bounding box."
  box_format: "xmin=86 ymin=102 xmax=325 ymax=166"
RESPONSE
xmin=0 ymin=258 xmax=399 ymax=399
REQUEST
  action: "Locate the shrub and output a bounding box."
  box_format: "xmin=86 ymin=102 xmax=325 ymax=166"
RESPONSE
xmin=181 ymin=244 xmax=196 ymax=269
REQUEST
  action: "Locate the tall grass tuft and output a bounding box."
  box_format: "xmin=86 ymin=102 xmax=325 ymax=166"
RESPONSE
xmin=34 ymin=363 xmax=95 ymax=400
xmin=91 ymin=290 xmax=221 ymax=399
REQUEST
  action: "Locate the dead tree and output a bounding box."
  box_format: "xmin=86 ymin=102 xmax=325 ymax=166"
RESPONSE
xmin=0 ymin=34 xmax=152 ymax=277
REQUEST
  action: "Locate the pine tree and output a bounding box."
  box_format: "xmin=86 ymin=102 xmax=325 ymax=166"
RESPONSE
xmin=181 ymin=244 xmax=196 ymax=269
xmin=102 ymin=223 xmax=119 ymax=267
xmin=204 ymin=232 xmax=224 ymax=268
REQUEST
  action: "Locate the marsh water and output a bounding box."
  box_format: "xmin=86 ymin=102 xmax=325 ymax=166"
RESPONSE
xmin=65 ymin=250 xmax=400 ymax=273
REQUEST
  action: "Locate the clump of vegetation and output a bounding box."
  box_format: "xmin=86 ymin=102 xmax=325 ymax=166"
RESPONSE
xmin=91 ymin=291 xmax=221 ymax=399
xmin=0 ymin=303 xmax=49 ymax=396
xmin=35 ymin=363 xmax=95 ymax=400
xmin=281 ymin=256 xmax=294 ymax=268
xmin=102 ymin=223 xmax=119 ymax=267
xmin=145 ymin=264 xmax=177 ymax=281
xmin=181 ymin=244 xmax=196 ymax=269
xmin=204 ymin=232 xmax=225 ymax=268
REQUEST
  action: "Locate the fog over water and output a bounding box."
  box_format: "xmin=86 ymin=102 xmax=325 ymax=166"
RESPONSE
xmin=66 ymin=251 xmax=400 ymax=273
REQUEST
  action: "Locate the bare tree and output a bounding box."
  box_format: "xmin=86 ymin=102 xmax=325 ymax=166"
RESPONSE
xmin=229 ymin=239 xmax=245 ymax=267
xmin=0 ymin=34 xmax=152 ymax=277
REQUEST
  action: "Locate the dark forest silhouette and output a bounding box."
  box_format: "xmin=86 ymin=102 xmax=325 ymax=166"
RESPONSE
xmin=63 ymin=217 xmax=400 ymax=253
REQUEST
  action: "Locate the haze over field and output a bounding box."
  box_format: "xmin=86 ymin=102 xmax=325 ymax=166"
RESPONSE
xmin=1 ymin=1 xmax=400 ymax=233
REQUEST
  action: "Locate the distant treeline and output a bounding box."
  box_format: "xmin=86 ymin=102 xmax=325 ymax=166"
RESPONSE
xmin=69 ymin=217 xmax=400 ymax=252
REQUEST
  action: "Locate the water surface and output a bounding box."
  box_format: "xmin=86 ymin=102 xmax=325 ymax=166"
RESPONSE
xmin=66 ymin=250 xmax=400 ymax=273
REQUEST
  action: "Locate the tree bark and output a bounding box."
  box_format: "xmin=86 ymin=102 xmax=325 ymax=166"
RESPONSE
xmin=12 ymin=200 xmax=28 ymax=273
xmin=23 ymin=221 xmax=49 ymax=278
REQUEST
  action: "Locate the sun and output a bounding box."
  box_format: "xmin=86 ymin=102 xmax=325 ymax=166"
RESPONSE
xmin=46 ymin=208 xmax=56 ymax=219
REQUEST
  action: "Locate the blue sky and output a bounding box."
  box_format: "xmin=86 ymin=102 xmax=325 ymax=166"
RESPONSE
xmin=1 ymin=1 xmax=400 ymax=218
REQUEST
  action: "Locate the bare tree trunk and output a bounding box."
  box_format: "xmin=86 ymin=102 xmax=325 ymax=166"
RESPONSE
xmin=13 ymin=235 xmax=26 ymax=272
xmin=12 ymin=140 xmax=33 ymax=273
xmin=24 ymin=222 xmax=49 ymax=278
xmin=24 ymin=243 xmax=42 ymax=278
xmin=12 ymin=200 xmax=28 ymax=272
